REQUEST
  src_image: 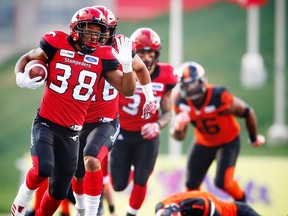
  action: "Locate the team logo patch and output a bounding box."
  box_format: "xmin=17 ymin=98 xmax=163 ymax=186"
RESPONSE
xmin=110 ymin=124 xmax=120 ymax=144
xmin=152 ymin=82 xmax=164 ymax=91
xmin=204 ymin=105 xmax=216 ymax=113
xmin=60 ymin=49 xmax=75 ymax=58
xmin=84 ymin=55 xmax=99 ymax=65
xmin=70 ymin=135 xmax=79 ymax=141
xmin=117 ymin=133 xmax=124 ymax=140
xmin=46 ymin=31 xmax=56 ymax=37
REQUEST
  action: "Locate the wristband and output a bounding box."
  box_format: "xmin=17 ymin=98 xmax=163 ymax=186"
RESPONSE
xmin=108 ymin=205 xmax=115 ymax=213
xmin=141 ymin=83 xmax=155 ymax=102
xmin=122 ymin=63 xmax=133 ymax=73
xmin=249 ymin=135 xmax=257 ymax=143
xmin=16 ymin=72 xmax=24 ymax=86
xmin=156 ymin=121 xmax=161 ymax=129
xmin=240 ymin=106 xmax=250 ymax=118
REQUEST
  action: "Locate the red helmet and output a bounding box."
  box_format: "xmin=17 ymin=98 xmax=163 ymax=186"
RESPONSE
xmin=70 ymin=7 xmax=108 ymax=53
xmin=130 ymin=27 xmax=161 ymax=52
xmin=93 ymin=5 xmax=117 ymax=45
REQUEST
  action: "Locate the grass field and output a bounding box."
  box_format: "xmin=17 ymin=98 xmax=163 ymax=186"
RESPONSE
xmin=0 ymin=1 xmax=288 ymax=214
xmin=2 ymin=155 xmax=287 ymax=216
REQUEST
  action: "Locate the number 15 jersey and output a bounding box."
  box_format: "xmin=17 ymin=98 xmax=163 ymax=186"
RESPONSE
xmin=174 ymin=84 xmax=240 ymax=146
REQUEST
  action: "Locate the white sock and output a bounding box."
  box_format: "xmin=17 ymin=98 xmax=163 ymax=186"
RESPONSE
xmin=13 ymin=183 xmax=35 ymax=207
xmin=73 ymin=192 xmax=86 ymax=209
xmin=127 ymin=205 xmax=138 ymax=215
xmin=84 ymin=194 xmax=101 ymax=216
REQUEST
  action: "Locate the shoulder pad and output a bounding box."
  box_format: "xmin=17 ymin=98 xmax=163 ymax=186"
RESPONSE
xmin=42 ymin=31 xmax=68 ymax=47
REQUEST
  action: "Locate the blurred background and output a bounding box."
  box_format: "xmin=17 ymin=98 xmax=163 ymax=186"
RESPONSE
xmin=0 ymin=0 xmax=287 ymax=215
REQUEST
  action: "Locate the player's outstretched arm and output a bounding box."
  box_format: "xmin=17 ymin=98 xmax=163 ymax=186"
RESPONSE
xmin=226 ymin=97 xmax=265 ymax=147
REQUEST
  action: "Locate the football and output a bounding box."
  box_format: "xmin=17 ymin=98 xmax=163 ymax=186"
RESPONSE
xmin=25 ymin=60 xmax=48 ymax=82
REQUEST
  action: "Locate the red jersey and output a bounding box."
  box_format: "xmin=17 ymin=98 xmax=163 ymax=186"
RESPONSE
xmin=174 ymin=84 xmax=240 ymax=146
xmin=159 ymin=191 xmax=237 ymax=216
xmin=39 ymin=31 xmax=119 ymax=130
xmin=84 ymin=78 xmax=119 ymax=123
xmin=119 ymin=63 xmax=178 ymax=131
xmin=84 ymin=34 xmax=135 ymax=123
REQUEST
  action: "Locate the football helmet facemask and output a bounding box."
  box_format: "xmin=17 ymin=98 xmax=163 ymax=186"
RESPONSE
xmin=155 ymin=203 xmax=182 ymax=216
xmin=178 ymin=61 xmax=207 ymax=100
xmin=70 ymin=7 xmax=108 ymax=53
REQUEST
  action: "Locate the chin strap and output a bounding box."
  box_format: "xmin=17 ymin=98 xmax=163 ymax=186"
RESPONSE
xmin=77 ymin=34 xmax=96 ymax=54
xmin=80 ymin=44 xmax=95 ymax=54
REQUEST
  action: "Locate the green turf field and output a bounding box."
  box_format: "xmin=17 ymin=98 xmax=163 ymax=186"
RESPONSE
xmin=0 ymin=1 xmax=287 ymax=214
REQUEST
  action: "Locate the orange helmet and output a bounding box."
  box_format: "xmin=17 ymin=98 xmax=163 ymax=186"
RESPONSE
xmin=178 ymin=61 xmax=207 ymax=100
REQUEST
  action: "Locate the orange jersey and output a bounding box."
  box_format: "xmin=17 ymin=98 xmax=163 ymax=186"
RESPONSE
xmin=159 ymin=191 xmax=237 ymax=216
xmin=174 ymin=84 xmax=240 ymax=146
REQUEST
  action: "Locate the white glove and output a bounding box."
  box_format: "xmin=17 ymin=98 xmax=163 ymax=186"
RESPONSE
xmin=16 ymin=69 xmax=45 ymax=89
xmin=112 ymin=36 xmax=133 ymax=73
xmin=173 ymin=111 xmax=191 ymax=131
xmin=141 ymin=122 xmax=160 ymax=140
xmin=141 ymin=83 xmax=156 ymax=119
xmin=142 ymin=101 xmax=157 ymax=119
xmin=248 ymin=134 xmax=265 ymax=147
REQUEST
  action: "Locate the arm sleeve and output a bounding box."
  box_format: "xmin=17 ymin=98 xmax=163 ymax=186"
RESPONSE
xmin=102 ymin=59 xmax=120 ymax=74
xmin=39 ymin=38 xmax=58 ymax=62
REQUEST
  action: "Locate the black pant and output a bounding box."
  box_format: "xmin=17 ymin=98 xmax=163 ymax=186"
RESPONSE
xmin=186 ymin=136 xmax=240 ymax=190
xmin=110 ymin=128 xmax=160 ymax=191
xmin=74 ymin=119 xmax=120 ymax=179
xmin=31 ymin=114 xmax=79 ymax=200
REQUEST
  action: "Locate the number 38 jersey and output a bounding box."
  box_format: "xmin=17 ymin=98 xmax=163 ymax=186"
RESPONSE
xmin=119 ymin=63 xmax=178 ymax=131
xmin=39 ymin=31 xmax=119 ymax=130
xmin=174 ymin=84 xmax=241 ymax=146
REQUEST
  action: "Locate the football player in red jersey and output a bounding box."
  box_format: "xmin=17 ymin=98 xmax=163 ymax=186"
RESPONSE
xmin=71 ymin=6 xmax=156 ymax=216
xmin=170 ymin=62 xmax=265 ymax=203
xmin=109 ymin=27 xmax=178 ymax=216
xmin=11 ymin=7 xmax=136 ymax=216
xmin=155 ymin=190 xmax=260 ymax=216
xmin=23 ymin=6 xmax=156 ymax=216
